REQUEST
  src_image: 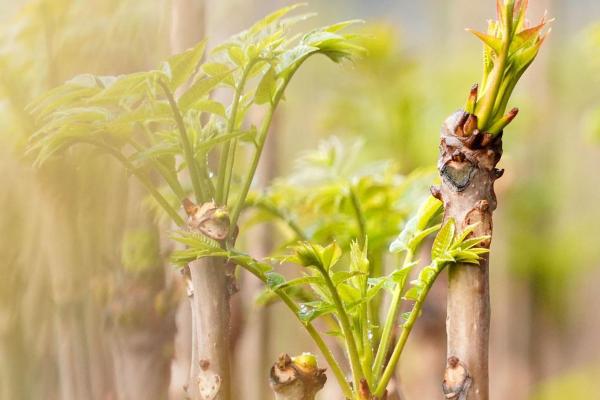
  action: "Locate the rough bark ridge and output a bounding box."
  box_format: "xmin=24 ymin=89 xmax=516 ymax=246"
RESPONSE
xmin=269 ymin=354 xmax=327 ymax=400
xmin=433 ymin=111 xmax=503 ymax=400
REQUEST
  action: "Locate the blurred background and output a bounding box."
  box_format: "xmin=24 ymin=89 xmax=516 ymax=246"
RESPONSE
xmin=1 ymin=0 xmax=600 ymax=399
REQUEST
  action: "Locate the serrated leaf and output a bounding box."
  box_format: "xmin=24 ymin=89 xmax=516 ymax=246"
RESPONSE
xmin=249 ymin=3 xmax=306 ymax=35
xmin=178 ymin=69 xmax=234 ymax=110
xmin=164 ymin=39 xmax=207 ymax=91
xmin=432 ymin=219 xmax=455 ymax=259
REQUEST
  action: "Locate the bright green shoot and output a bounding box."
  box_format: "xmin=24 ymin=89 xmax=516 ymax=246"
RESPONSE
xmin=467 ymin=0 xmax=552 ymax=134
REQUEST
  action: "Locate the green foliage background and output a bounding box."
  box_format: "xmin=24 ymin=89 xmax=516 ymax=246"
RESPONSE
xmin=1 ymin=1 xmax=600 ymax=399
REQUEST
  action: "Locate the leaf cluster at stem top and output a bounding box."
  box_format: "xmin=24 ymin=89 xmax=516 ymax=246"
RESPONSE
xmin=467 ymin=0 xmax=551 ymax=134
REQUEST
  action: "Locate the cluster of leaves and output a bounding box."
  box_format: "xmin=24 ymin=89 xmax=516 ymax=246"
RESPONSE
xmin=246 ymin=137 xmax=435 ymax=253
xmin=170 ymin=193 xmax=489 ymax=399
xmin=27 ymin=4 xmax=364 ymax=235
xmin=467 ymin=0 xmax=551 ymax=133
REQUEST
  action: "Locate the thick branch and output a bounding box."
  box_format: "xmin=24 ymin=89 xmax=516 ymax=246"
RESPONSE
xmin=434 ymin=111 xmax=503 ymax=400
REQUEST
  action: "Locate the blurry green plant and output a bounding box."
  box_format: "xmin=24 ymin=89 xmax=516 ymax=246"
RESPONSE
xmin=27 ymin=4 xmax=366 ymax=399
xmin=1 ymin=1 xmax=171 ymax=399
xmin=28 ymin=4 xmax=365 ymax=235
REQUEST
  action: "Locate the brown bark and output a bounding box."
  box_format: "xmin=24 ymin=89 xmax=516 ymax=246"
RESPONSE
xmin=269 ymin=354 xmax=326 ymax=400
xmin=434 ymin=111 xmax=503 ymax=400
xmin=183 ymin=199 xmax=235 ymax=400
xmin=187 ymin=257 xmax=234 ymax=400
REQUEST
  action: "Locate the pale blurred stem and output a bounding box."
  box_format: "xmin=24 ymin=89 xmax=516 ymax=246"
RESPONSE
xmin=318 ymin=265 xmax=365 ymax=388
xmin=81 ymin=139 xmax=184 ymax=226
xmin=217 ymin=60 xmax=258 ymax=204
xmin=229 ymin=60 xmax=306 ymax=239
xmin=128 ymin=137 xmax=186 ymax=200
xmin=374 ymin=266 xmax=441 ymax=397
xmin=349 ymin=185 xmax=367 ymax=246
xmin=372 ymin=250 xmax=413 ymax=381
xmin=158 ymin=79 xmax=206 ymax=203
xmin=230 ymin=253 xmax=353 ymax=399
xmin=477 ymin=8 xmax=513 ymax=130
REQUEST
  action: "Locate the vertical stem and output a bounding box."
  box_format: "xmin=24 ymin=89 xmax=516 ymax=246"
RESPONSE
xmin=188 ymin=257 xmax=233 ymax=400
xmin=437 ymin=111 xmax=499 ymax=400
xmin=373 ymin=267 xmax=440 ymax=397
xmin=216 ymin=61 xmax=256 ymax=205
xmin=372 ymin=250 xmax=413 ymax=381
xmin=320 ymin=268 xmax=365 ymax=389
xmin=159 ymin=80 xmax=206 ymax=204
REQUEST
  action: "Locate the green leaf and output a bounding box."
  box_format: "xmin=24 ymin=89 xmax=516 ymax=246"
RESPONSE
xmin=389 ymin=196 xmax=442 ymax=253
xmin=467 ymin=29 xmax=503 ymax=54
xmin=319 ymin=242 xmax=342 ymax=271
xmin=276 ymin=45 xmax=319 ymax=75
xmin=332 ymin=271 xmax=364 ymax=287
xmin=265 ymin=271 xmax=286 ymax=289
xmin=337 ymin=283 xmax=361 ymax=305
xmin=254 ymin=66 xmax=277 ymax=105
xmin=408 ymin=224 xmax=441 ymax=249
xmin=402 ymin=286 xmax=422 ymax=302
xmin=321 ymin=19 xmax=364 ymax=33
xmin=178 ymin=69 xmax=234 ymax=110
xmin=164 ymin=39 xmax=207 ymax=91
xmin=365 ymin=277 xmax=387 ymax=300
xmin=286 ymin=242 xmax=322 ymax=269
xmin=432 ymin=219 xmax=455 ymax=259
xmin=249 ymin=3 xmax=306 ymax=35
xmin=275 ymin=275 xmax=323 ymax=290
xmin=298 ymin=300 xmax=335 ymax=323
xmin=390 ymin=262 xmax=417 ymax=287
xmin=227 ymin=45 xmax=246 ymax=66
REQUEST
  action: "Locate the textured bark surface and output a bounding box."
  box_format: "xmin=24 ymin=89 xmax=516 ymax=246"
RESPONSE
xmin=269 ymin=354 xmax=326 ymax=400
xmin=434 ymin=111 xmax=503 ymax=400
xmin=187 ymin=257 xmax=233 ymax=400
